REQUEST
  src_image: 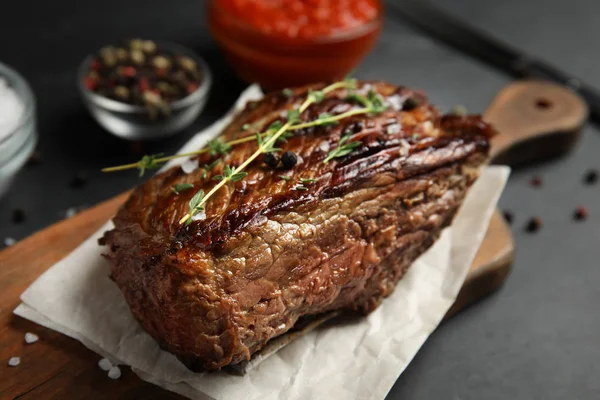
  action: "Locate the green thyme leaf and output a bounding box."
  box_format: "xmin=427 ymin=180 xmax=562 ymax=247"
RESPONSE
xmin=207 ymin=139 xmax=231 ymax=156
xmin=201 ymin=159 xmax=220 ymax=180
xmin=287 ymin=109 xmax=300 ymax=124
xmin=295 ymin=185 xmax=308 ymax=191
xmin=367 ymin=90 xmax=388 ymax=114
xmin=308 ymin=89 xmax=325 ymax=104
xmin=137 ymin=153 xmax=164 ymax=177
xmin=172 ymin=183 xmax=194 ymax=195
xmin=184 ymin=189 xmax=205 ymax=225
xmin=230 ymin=172 xmax=248 ymax=182
xmin=256 ymin=132 xmax=282 ymax=153
xmin=300 ymin=178 xmax=316 ymax=184
xmin=282 ymin=88 xmax=293 ymax=97
xmin=346 ymin=92 xmax=370 ymax=107
xmin=214 ymin=165 xmax=247 ymax=182
xmin=204 ymin=159 xmax=221 ymax=171
xmin=279 ymin=175 xmax=291 ymax=181
xmin=268 ymin=121 xmax=284 ymax=132
xmin=180 ymin=188 xmax=206 ymax=226
xmin=242 ymin=123 xmax=251 ymax=131
xmin=189 ymin=189 xmax=204 ymax=211
xmin=323 ymin=134 xmax=362 ymax=164
xmin=276 ymin=131 xmax=294 ymax=143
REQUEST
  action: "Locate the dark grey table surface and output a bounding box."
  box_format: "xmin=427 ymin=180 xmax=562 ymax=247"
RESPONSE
xmin=1 ymin=1 xmax=599 ymax=399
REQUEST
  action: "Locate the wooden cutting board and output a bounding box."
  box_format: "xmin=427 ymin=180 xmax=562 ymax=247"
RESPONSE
xmin=0 ymin=80 xmax=587 ymax=399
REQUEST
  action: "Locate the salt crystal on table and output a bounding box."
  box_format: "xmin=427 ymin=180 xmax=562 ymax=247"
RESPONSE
xmin=4 ymin=237 xmax=16 ymax=247
xmin=65 ymin=207 xmax=78 ymax=218
xmin=0 ymin=78 xmax=24 ymax=142
xmin=8 ymin=357 xmax=20 ymax=367
xmin=108 ymin=366 xmax=122 ymax=379
xmin=24 ymin=332 xmax=39 ymax=344
xmin=98 ymin=358 xmax=112 ymax=371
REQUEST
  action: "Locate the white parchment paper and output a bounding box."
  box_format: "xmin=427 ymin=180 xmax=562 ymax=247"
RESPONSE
xmin=14 ymin=85 xmax=510 ymax=400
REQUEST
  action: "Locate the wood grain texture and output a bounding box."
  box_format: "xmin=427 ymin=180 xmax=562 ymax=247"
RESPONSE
xmin=0 ymin=80 xmax=587 ymax=399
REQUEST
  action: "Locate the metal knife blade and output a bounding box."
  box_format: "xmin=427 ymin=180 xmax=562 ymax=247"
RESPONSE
xmin=386 ymin=0 xmax=600 ymax=123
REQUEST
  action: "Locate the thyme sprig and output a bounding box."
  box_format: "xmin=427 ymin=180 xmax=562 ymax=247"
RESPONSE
xmin=101 ymin=79 xmax=370 ymax=176
xmin=176 ymin=81 xmax=357 ymax=225
xmin=101 ymin=77 xmax=389 ymax=225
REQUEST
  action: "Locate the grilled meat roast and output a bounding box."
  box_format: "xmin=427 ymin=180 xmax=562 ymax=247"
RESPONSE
xmin=102 ymin=81 xmax=495 ymax=371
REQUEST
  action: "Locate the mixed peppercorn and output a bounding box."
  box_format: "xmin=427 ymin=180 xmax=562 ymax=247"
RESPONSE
xmin=501 ymin=169 xmax=597 ymax=233
xmin=83 ymin=39 xmax=204 ymax=118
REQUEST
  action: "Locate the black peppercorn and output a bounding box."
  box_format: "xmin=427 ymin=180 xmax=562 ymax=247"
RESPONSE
xmin=70 ymin=171 xmax=88 ymax=189
xmin=281 ymin=151 xmax=298 ymax=169
xmin=584 ymin=169 xmax=598 ymax=185
xmin=525 ymin=217 xmax=542 ymax=233
xmin=402 ymin=97 xmax=419 ymax=111
xmin=11 ymin=208 xmax=26 ymax=224
xmin=529 ymin=176 xmax=542 ymax=188
xmin=502 ymin=210 xmax=513 ymax=225
xmin=263 ymin=152 xmax=280 ymax=169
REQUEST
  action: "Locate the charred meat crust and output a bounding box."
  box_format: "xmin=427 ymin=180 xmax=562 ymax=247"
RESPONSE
xmin=102 ymin=81 xmax=494 ymax=371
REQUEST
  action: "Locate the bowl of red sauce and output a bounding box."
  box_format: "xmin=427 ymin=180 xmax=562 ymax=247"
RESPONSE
xmin=208 ymin=0 xmax=383 ymax=90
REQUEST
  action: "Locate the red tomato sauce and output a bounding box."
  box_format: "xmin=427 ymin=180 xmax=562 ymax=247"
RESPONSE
xmin=217 ymin=0 xmax=380 ymax=39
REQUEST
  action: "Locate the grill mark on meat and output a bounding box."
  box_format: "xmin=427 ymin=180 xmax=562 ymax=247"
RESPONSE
xmin=102 ymin=81 xmax=494 ymax=371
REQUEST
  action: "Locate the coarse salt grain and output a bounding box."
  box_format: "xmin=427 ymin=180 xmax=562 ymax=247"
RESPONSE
xmin=386 ymin=124 xmax=401 ymax=135
xmin=65 ymin=207 xmax=78 ymax=218
xmin=98 ymin=358 xmax=112 ymax=371
xmin=4 ymin=237 xmax=16 ymax=247
xmin=108 ymin=366 xmax=122 ymax=379
xmin=24 ymin=332 xmax=39 ymax=344
xmin=8 ymin=357 xmax=20 ymax=367
xmin=386 ymin=94 xmax=404 ymax=111
xmin=0 ymin=78 xmax=24 ymax=142
xmin=191 ymin=211 xmax=206 ymax=222
xmin=181 ymin=158 xmax=199 ymax=174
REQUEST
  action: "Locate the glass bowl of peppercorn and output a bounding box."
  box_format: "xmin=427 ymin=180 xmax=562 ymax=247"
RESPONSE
xmin=78 ymin=39 xmax=212 ymax=140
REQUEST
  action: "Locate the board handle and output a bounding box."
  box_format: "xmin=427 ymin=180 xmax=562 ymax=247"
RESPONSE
xmin=484 ymin=80 xmax=589 ymax=166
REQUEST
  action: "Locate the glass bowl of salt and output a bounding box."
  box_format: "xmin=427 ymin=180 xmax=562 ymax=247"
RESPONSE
xmin=0 ymin=62 xmax=36 ymax=198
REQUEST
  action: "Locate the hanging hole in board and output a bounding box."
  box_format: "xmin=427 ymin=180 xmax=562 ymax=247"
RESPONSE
xmin=535 ymin=98 xmax=552 ymax=110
